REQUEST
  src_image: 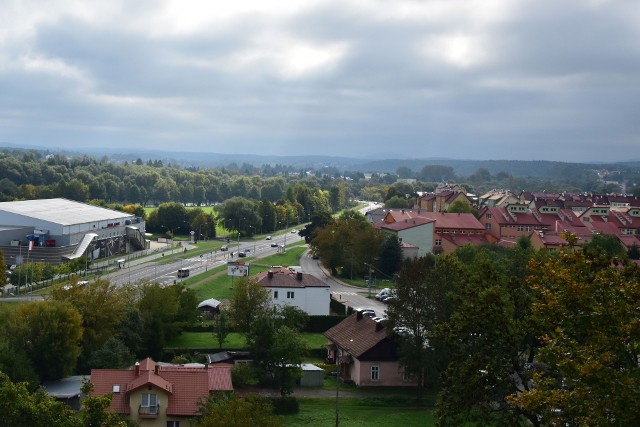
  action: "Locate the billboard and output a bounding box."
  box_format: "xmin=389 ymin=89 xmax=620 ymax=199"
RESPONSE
xmin=227 ymin=261 xmax=249 ymax=277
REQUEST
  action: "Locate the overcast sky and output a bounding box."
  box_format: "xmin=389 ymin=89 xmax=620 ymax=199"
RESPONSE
xmin=1 ymin=0 xmax=639 ymax=162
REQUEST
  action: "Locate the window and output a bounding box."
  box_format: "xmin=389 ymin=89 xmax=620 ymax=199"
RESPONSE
xmin=286 ymin=291 xmax=295 ymax=299
xmin=141 ymin=393 xmax=157 ymax=408
xmin=486 ymin=213 xmax=493 ymax=219
xmin=371 ymin=365 xmax=379 ymax=381
xmin=485 ymin=223 xmax=492 ymax=230
xmin=435 ymin=239 xmax=442 ymax=246
xmin=167 ymin=422 xmax=180 ymax=427
xmin=525 ymin=226 xmax=532 ymax=232
xmin=517 ymin=226 xmax=524 ymax=232
xmin=273 ymin=291 xmax=278 ymax=299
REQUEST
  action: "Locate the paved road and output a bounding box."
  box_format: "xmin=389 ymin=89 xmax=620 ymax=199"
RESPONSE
xmin=299 ymin=250 xmax=388 ymax=318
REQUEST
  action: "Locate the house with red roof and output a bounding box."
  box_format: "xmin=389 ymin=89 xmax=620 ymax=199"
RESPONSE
xmin=90 ymin=358 xmax=233 ymax=427
xmin=374 ymin=214 xmax=435 ymax=258
xmin=414 ymin=190 xmax=472 ymax=212
xmin=378 ymin=209 xmax=489 ymax=254
xmin=253 ymin=266 xmax=331 ymax=315
xmin=324 ymin=312 xmax=417 ymax=387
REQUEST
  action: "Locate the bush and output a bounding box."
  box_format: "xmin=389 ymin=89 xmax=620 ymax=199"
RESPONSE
xmin=231 ymin=363 xmax=256 ymax=388
xmin=305 ymin=315 xmax=347 ymax=332
xmin=269 ymin=396 xmax=299 ymax=415
xmin=330 ymin=298 xmax=352 ymax=316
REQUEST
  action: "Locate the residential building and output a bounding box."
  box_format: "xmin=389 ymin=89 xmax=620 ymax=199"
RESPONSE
xmin=253 ymin=266 xmax=331 ymax=315
xmin=375 ymin=216 xmax=435 ymax=258
xmin=90 ymin=358 xmax=233 ymax=427
xmin=324 ymin=312 xmax=416 ymax=387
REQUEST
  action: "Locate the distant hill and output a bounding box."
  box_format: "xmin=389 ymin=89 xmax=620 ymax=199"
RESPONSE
xmin=1 ymin=145 xmax=632 ymax=179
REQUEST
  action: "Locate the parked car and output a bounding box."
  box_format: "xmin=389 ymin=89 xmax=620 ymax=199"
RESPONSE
xmin=358 ymin=309 xmax=376 ymax=318
xmin=238 ymin=252 xmax=246 ymax=257
xmin=312 ymin=253 xmax=319 ymax=260
xmin=375 ymin=288 xmax=391 ymax=301
xmin=266 ymin=236 xmax=272 ymax=240
xmin=220 ymin=245 xmax=228 ymax=251
xmin=270 ymin=242 xmax=278 ymax=247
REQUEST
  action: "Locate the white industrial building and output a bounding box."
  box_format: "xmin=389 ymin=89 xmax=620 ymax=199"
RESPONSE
xmin=0 ymin=198 xmax=147 ymax=266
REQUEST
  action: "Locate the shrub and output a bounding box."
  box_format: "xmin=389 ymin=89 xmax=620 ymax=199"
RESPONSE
xmin=231 ymin=363 xmax=256 ymax=388
xmin=269 ymin=396 xmax=299 ymax=415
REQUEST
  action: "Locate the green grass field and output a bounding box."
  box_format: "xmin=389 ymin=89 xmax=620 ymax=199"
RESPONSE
xmin=165 ymin=331 xmax=325 ymax=351
xmin=284 ymin=398 xmax=435 ymax=427
xmin=188 ymin=246 xmax=309 ymax=301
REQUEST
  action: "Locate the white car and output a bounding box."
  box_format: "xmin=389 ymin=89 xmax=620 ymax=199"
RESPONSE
xmin=266 ymin=236 xmax=272 ymax=240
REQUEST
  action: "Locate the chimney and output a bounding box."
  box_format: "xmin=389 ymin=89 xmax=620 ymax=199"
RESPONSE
xmin=155 ymin=365 xmax=160 ymax=375
xmin=356 ymin=311 xmax=363 ymax=320
xmin=401 ymin=209 xmax=405 ymax=214
xmin=375 ymin=321 xmax=384 ymax=332
xmin=134 ymin=361 xmax=140 ymax=376
xmin=268 ymin=270 xmax=274 ymax=279
xmin=296 ymin=271 xmax=303 ymax=281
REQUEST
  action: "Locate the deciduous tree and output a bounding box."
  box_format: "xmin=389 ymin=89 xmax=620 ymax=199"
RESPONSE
xmin=5 ymin=301 xmax=83 ymax=381
xmin=509 ymin=251 xmax=640 ymax=426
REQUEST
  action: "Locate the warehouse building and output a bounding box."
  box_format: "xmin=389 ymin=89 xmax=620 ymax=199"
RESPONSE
xmin=0 ymin=198 xmax=147 ymax=266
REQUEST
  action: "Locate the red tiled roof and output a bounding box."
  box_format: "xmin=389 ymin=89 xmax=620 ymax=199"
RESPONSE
xmin=90 ymin=359 xmax=233 ymax=417
xmin=420 ymin=212 xmax=484 ymax=230
xmin=254 ymin=267 xmax=329 ymax=288
xmin=439 ymin=233 xmax=489 ymax=247
xmin=376 ymin=217 xmax=434 ymax=231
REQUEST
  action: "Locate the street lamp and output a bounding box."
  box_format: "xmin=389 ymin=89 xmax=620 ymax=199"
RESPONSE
xmin=161 ymin=225 xmax=180 ymax=254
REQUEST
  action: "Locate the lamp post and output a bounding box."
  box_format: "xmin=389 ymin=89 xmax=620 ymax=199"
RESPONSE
xmin=161 ymin=225 xmax=180 ymax=254
xmin=249 ymin=225 xmax=256 ymax=255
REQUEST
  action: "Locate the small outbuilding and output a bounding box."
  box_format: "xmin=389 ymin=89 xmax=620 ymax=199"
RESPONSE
xmin=298 ymin=363 xmax=325 ymax=387
xmin=197 ymin=298 xmax=222 ymax=315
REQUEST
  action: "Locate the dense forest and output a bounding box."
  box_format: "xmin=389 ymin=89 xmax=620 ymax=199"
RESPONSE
xmin=0 ymin=148 xmax=638 ymax=212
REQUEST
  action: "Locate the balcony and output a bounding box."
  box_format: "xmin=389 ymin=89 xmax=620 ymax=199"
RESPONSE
xmin=138 ymin=404 xmax=160 ymax=417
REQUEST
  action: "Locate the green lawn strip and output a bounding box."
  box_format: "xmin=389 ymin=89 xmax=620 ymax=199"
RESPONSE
xmin=284 ymin=398 xmax=435 ymax=427
xmin=166 ymin=331 xmax=325 ymax=351
xmin=166 ymin=332 xmax=247 ymax=349
xmin=189 ymin=246 xmax=308 ymax=301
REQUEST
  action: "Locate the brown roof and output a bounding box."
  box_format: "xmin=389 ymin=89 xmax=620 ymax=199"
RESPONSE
xmin=90 ymin=358 xmax=233 ymax=417
xmin=375 ymin=217 xmax=434 ymax=231
xmin=324 ymin=313 xmax=388 ymax=358
xmin=254 ymin=267 xmax=329 ymax=289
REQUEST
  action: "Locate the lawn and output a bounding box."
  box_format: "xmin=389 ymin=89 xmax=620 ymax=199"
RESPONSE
xmin=284 ymin=398 xmax=435 ymax=427
xmin=189 ymin=246 xmax=309 ymax=301
xmin=165 ymin=331 xmax=325 ymax=351
xmin=166 ymin=331 xmax=247 ymax=349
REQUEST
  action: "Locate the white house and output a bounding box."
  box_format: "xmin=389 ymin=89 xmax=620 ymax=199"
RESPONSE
xmin=253 ymin=267 xmax=330 ymax=315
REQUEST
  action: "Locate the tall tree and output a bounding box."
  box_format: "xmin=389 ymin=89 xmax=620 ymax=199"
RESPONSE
xmin=49 ymin=279 xmax=129 ymax=371
xmin=509 ymin=251 xmax=640 ymax=426
xmin=436 ymin=253 xmax=538 ymax=426
xmin=386 ymin=255 xmax=459 ymax=403
xmin=5 ymin=301 xmax=83 ymax=381
xmin=228 ymin=278 xmax=271 ymax=334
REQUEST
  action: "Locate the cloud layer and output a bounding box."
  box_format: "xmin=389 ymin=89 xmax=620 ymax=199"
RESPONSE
xmin=1 ymin=0 xmax=639 ymax=161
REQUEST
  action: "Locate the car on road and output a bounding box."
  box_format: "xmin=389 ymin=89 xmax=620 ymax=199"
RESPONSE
xmin=312 ymin=253 xmax=319 ymax=259
xmin=270 ymin=242 xmax=278 ymax=247
xmin=220 ymin=245 xmax=228 ymax=251
xmin=238 ymin=252 xmax=246 ymax=257
xmin=290 ymin=229 xmax=297 ymax=233
xmin=266 ymin=236 xmax=272 ymax=240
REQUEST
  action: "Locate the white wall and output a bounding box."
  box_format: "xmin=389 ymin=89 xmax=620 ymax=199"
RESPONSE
xmin=267 ymin=286 xmax=330 ymax=315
